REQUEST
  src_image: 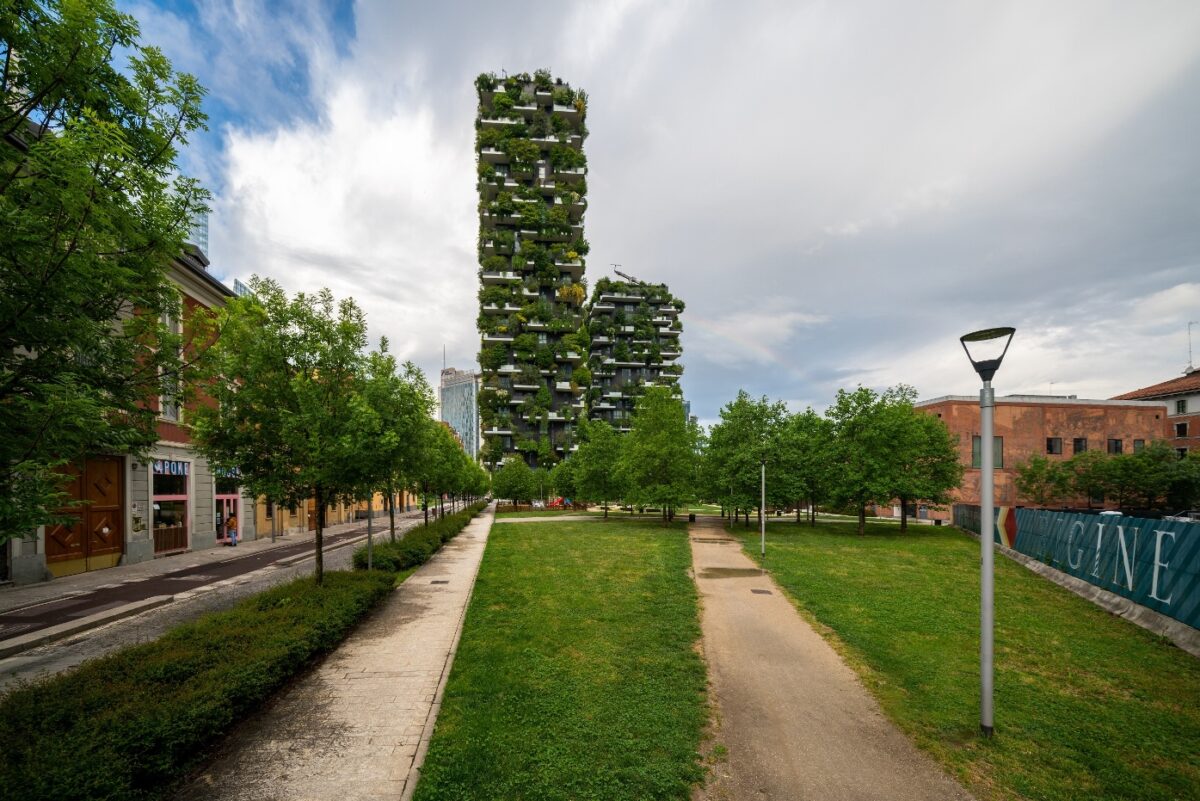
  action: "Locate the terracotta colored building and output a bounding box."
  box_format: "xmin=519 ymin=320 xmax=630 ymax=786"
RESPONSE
xmin=1113 ymin=368 xmax=1200 ymax=457
xmin=912 ymin=394 xmax=1169 ymax=519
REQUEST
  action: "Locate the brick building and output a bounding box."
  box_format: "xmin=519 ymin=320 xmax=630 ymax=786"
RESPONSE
xmin=1112 ymin=368 xmax=1200 ymax=457
xmin=911 ymin=394 xmax=1168 ymax=519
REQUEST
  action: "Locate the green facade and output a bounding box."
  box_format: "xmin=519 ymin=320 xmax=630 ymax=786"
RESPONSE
xmin=475 ymin=71 xmax=589 ymax=468
xmin=584 ymin=277 xmax=685 ymax=430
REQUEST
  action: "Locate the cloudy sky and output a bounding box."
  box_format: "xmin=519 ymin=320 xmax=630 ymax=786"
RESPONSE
xmin=124 ymin=0 xmax=1200 ymax=424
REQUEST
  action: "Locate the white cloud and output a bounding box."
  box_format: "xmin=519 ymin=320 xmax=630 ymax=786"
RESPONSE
xmin=213 ymin=77 xmax=478 ymax=364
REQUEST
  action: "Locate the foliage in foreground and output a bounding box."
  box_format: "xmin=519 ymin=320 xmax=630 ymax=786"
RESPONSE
xmin=1 ymin=0 xmax=209 ymax=541
xmin=352 ymin=501 xmax=487 ymax=572
xmin=0 ymin=570 xmax=395 ymax=801
xmin=414 ymin=519 xmax=707 ymax=801
xmin=740 ymin=521 xmax=1200 ymax=801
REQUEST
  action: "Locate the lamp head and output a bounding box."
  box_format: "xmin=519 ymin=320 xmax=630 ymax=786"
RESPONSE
xmin=960 ymin=327 xmax=1015 ymax=382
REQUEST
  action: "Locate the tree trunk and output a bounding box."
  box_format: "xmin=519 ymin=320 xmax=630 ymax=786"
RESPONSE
xmin=858 ymin=502 xmax=866 ymax=536
xmin=744 ymin=508 xmax=749 ymax=528
xmin=314 ymin=486 xmax=325 ymax=586
xmin=604 ymin=500 xmax=609 ymax=519
xmin=900 ymin=496 xmax=909 ymax=534
xmin=387 ymin=482 xmax=396 ymax=543
xmin=366 ymin=495 xmax=374 ymax=570
xmin=423 ymin=481 xmax=429 ymax=526
xmin=796 ymin=502 xmax=801 ymax=523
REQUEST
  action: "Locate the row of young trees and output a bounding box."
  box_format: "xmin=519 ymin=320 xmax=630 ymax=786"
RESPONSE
xmin=491 ymin=386 xmax=701 ymax=520
xmin=1013 ymin=442 xmax=1200 ymax=512
xmin=192 ymin=278 xmax=489 ymax=584
xmin=703 ymin=386 xmax=962 ymax=535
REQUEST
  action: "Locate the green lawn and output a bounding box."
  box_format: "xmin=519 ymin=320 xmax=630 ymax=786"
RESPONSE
xmin=738 ymin=520 xmax=1200 ymax=801
xmin=493 ymin=508 xmax=603 ymax=518
xmin=414 ymin=519 xmax=708 ymax=801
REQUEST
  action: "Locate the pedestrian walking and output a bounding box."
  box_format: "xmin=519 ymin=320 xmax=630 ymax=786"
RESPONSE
xmin=227 ymin=513 xmax=239 ymax=546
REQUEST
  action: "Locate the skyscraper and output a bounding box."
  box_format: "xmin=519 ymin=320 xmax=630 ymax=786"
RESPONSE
xmin=439 ymin=368 xmax=480 ymax=459
xmin=585 ymin=276 xmax=684 ymax=430
xmin=475 ymin=70 xmax=589 ymax=468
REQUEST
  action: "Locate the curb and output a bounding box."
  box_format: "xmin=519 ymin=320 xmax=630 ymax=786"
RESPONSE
xmin=0 ymin=533 xmax=375 ymax=659
xmin=0 ymin=595 xmax=175 ymax=659
xmin=401 ymin=506 xmax=495 ymax=801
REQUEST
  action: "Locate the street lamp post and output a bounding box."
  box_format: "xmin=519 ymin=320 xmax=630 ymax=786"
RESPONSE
xmin=959 ymin=326 xmax=1015 ymax=739
xmin=760 ymin=458 xmax=766 ymax=560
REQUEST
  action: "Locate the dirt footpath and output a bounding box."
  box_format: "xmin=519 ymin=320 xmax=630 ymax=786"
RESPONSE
xmin=689 ymin=516 xmax=973 ymax=801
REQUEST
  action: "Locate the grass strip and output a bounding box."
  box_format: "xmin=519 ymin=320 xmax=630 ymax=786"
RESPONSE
xmin=414 ymin=519 xmax=707 ymax=801
xmin=738 ymin=519 xmax=1200 ymax=801
xmin=0 ymin=569 xmax=396 ymax=801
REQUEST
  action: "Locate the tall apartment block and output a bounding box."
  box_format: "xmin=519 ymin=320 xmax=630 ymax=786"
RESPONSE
xmin=475 ymin=70 xmax=589 ymax=468
xmin=586 ymin=276 xmax=684 ymax=431
xmin=439 ymin=368 xmax=481 ymax=459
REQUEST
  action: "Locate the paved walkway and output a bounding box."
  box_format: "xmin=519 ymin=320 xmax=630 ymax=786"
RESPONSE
xmin=689 ymin=516 xmax=973 ymax=801
xmin=175 ymin=505 xmax=495 ymax=801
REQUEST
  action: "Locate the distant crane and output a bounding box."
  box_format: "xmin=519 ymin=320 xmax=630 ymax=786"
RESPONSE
xmin=612 ymin=265 xmax=646 ymax=285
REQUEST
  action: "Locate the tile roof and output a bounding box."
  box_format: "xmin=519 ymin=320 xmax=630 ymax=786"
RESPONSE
xmin=1113 ymin=370 xmax=1200 ymax=400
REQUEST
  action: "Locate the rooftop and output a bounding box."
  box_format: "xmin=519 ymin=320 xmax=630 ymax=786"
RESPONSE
xmin=1112 ymin=368 xmax=1200 ymax=401
xmin=916 ymin=394 xmax=1167 ymax=409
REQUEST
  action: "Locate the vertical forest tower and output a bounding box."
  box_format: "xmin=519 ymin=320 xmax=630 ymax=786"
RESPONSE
xmin=475 ymin=70 xmax=589 ymax=468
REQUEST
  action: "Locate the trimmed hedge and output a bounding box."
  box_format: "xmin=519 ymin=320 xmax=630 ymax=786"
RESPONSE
xmin=0 ymin=569 xmax=395 ymax=801
xmin=353 ymin=501 xmax=487 ymax=572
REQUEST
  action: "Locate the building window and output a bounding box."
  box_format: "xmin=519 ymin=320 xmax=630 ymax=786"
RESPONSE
xmin=1178 ymin=448 xmax=1189 ymax=459
xmin=1107 ymin=438 xmax=1123 ymax=455
xmin=1177 ymin=399 xmax=1188 ymax=415
xmin=159 ymin=308 xmax=183 ymax=422
xmin=1133 ymin=439 xmax=1145 ymax=452
xmin=1176 ymin=422 xmax=1189 ymax=438
xmin=1072 ymin=437 xmax=1088 ymax=454
xmin=265 ymin=501 xmax=274 ymax=520
xmin=1046 ymin=437 xmax=1063 ymax=455
xmin=971 ymin=436 xmax=1003 ymax=468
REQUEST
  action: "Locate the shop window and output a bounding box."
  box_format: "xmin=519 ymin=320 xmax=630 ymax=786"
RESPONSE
xmin=971 ymin=436 xmax=1004 ymax=468
xmin=1046 ymin=437 xmax=1062 ymax=455
xmin=1176 ymin=422 xmax=1189 ymax=438
xmin=1107 ymin=438 xmax=1123 ymax=455
xmin=152 ymin=460 xmax=189 ymax=554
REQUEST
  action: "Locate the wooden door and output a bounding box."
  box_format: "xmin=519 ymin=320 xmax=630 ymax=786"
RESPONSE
xmin=45 ymin=465 xmax=85 ymax=563
xmin=45 ymin=456 xmax=123 ymax=567
xmin=84 ymin=456 xmax=123 ymax=561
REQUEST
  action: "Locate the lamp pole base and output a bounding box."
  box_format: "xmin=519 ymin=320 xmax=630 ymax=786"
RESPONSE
xmin=980 ymin=724 xmax=994 ymax=738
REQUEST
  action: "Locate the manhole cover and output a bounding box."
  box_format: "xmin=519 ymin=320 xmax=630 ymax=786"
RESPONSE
xmin=751 ymin=588 xmax=772 ymax=595
xmin=431 ymin=580 xmax=449 ymax=585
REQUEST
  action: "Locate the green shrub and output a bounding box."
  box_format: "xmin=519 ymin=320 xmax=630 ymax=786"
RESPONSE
xmin=352 ymin=503 xmax=486 ymax=572
xmin=0 ymin=570 xmax=395 ymax=801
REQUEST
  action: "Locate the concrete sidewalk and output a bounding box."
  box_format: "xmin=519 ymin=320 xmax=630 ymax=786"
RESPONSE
xmin=690 ymin=516 xmax=973 ymax=801
xmin=175 ymin=504 xmax=495 ymax=801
